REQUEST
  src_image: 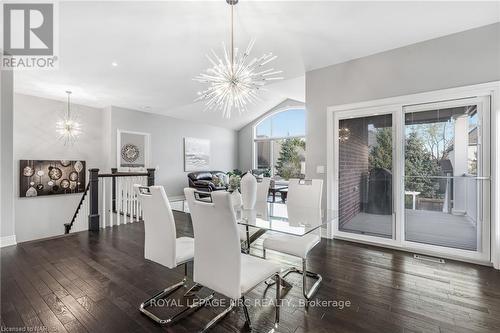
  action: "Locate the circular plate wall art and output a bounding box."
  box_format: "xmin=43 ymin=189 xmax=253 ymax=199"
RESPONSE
xmin=60 ymin=179 xmax=70 ymax=189
xmin=69 ymin=171 xmax=78 ymax=181
xmin=23 ymin=166 xmax=34 ymax=177
xmin=121 ymin=143 xmax=140 ymax=163
xmin=49 ymin=167 xmax=63 ymax=180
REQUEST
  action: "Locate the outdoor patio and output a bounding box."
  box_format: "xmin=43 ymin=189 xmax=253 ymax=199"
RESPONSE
xmin=340 ymin=209 xmax=477 ymax=251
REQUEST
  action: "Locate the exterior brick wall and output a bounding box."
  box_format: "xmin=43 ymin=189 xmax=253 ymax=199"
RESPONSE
xmin=339 ymin=118 xmax=369 ymax=227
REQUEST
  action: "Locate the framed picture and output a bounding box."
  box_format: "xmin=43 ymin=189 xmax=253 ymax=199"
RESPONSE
xmin=184 ymin=137 xmax=210 ymax=172
xmin=19 ymin=160 xmax=86 ymax=197
xmin=117 ymin=130 xmax=150 ymax=171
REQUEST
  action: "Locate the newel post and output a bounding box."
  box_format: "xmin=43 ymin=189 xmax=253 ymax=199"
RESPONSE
xmin=147 ymin=168 xmax=155 ymax=186
xmin=88 ymin=168 xmax=100 ymax=231
xmin=111 ymin=168 xmax=117 ymax=213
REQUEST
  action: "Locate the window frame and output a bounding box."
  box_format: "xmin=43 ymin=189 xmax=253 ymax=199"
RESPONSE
xmin=252 ymin=107 xmax=306 ymax=177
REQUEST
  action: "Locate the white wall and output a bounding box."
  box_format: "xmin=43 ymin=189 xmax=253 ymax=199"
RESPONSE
xmin=1 ymin=69 xmax=16 ymax=246
xmin=306 ymin=23 xmax=500 ymax=208
xmin=108 ymin=106 xmax=238 ymax=199
xmin=13 ymin=94 xmax=106 ymax=242
xmin=10 ymin=95 xmax=238 ymax=242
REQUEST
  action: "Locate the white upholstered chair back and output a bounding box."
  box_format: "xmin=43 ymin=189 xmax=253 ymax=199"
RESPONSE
xmin=184 ymin=188 xmax=242 ymax=299
xmin=136 ymin=185 xmax=177 ymax=269
xmin=256 ymin=177 xmax=271 ymax=203
xmin=287 ymin=179 xmax=323 ymax=209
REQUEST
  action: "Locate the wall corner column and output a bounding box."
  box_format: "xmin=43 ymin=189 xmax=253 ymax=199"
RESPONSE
xmin=0 ymin=66 xmax=16 ymax=247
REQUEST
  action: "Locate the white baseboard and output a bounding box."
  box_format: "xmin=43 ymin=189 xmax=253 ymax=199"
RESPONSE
xmin=1 ymin=235 xmax=17 ymax=248
xmin=451 ymin=209 xmax=466 ymax=215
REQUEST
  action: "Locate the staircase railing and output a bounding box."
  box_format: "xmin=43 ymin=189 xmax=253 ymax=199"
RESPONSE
xmin=65 ymin=168 xmax=155 ymax=233
xmin=64 ymin=183 xmax=90 ymax=234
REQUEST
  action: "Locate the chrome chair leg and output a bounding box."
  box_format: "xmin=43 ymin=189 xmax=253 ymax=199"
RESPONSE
xmin=300 ymin=258 xmax=322 ymax=302
xmin=184 ymin=261 xmax=189 ymax=285
xmin=241 ymin=296 xmax=252 ymax=329
xmin=246 ymin=226 xmax=251 ymax=253
xmin=200 ymin=302 xmax=235 ymax=332
xmin=265 ymin=259 xmax=322 ymax=303
xmin=275 ymin=273 xmax=281 ymax=327
xmin=264 ymin=274 xmax=293 ymax=289
xmin=183 ymin=282 xmax=202 ymax=297
xmin=140 ymin=263 xmax=213 ymax=325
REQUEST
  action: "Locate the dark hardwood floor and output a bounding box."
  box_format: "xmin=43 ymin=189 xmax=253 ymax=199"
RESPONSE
xmin=2 ymin=211 xmax=500 ymax=333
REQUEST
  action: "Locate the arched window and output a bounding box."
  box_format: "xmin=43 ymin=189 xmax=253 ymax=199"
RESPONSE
xmin=253 ymin=108 xmax=306 ymax=179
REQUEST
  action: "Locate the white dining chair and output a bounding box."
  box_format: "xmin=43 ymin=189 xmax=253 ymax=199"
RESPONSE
xmin=136 ymin=185 xmax=212 ymax=325
xmin=262 ymin=178 xmax=324 ymax=303
xmin=184 ymin=188 xmax=281 ymax=331
xmin=239 ymin=177 xmax=271 ymax=252
xmin=256 ymin=177 xmax=271 ymax=202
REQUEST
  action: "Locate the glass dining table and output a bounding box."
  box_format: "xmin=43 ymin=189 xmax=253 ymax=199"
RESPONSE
xmin=171 ymin=198 xmax=338 ymax=291
xmin=171 ymin=199 xmax=338 ymax=253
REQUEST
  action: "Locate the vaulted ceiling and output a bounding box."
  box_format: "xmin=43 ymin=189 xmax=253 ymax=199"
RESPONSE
xmin=13 ymin=1 xmax=500 ymax=129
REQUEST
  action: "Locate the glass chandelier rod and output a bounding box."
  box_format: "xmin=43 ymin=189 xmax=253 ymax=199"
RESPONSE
xmin=229 ymin=0 xmax=236 ymax=71
xmin=66 ymin=90 xmax=72 ymax=118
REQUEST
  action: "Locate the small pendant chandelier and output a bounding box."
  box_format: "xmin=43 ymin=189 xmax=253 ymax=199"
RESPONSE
xmin=56 ymin=91 xmax=82 ymax=145
xmin=194 ymin=0 xmax=283 ymax=119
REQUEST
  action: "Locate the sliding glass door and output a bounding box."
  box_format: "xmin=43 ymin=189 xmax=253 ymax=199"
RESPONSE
xmin=333 ymin=97 xmax=490 ymax=261
xmin=338 ymin=113 xmax=394 ymax=239
xmin=403 ymin=98 xmax=490 ymax=253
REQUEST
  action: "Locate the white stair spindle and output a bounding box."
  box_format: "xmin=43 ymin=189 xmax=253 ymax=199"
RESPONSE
xmin=121 ymin=177 xmax=125 ymax=224
xmin=128 ymin=178 xmax=133 ymax=223
xmin=109 ymin=178 xmax=116 ymax=227
xmin=122 ymin=177 xmax=126 ymax=224
xmin=140 ymin=176 xmax=145 ymax=219
xmin=131 ymin=177 xmax=135 ymax=221
xmin=124 ymin=177 xmax=129 ymax=224
xmin=135 ymin=177 xmax=139 ymax=221
xmin=118 ymin=177 xmax=122 ymax=225
xmin=102 ymin=178 xmax=106 ymax=228
xmin=128 ymin=177 xmax=132 ymax=223
xmin=124 ymin=177 xmax=128 ymax=223
xmin=75 ymin=201 xmax=80 ymax=231
xmin=81 ymin=196 xmax=85 ymax=229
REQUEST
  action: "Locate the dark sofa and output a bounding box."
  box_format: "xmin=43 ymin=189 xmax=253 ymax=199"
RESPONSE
xmin=187 ymin=171 xmax=227 ymax=192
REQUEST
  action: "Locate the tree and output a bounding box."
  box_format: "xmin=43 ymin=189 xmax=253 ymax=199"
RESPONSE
xmin=368 ymin=129 xmax=440 ymax=198
xmin=417 ymin=123 xmax=452 ymax=161
xmin=369 ymin=128 xmax=392 ymax=171
xmin=404 ymin=132 xmax=441 ymax=198
xmin=275 ymin=138 xmax=305 ymax=180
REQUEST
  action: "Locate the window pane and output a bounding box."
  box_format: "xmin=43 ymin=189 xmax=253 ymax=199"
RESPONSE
xmin=271 ymin=109 xmax=306 ymax=138
xmin=256 ymin=141 xmax=271 ymax=169
xmin=404 ymin=105 xmax=480 ymax=250
xmin=338 ymin=114 xmax=393 ymax=238
xmin=256 ymin=117 xmax=272 ymax=139
xmin=254 ymin=108 xmax=306 ymax=177
xmin=274 ymin=138 xmax=306 ymax=180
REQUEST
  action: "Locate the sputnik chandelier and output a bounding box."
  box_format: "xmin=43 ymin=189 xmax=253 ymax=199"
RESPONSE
xmin=56 ymin=91 xmax=82 ymax=145
xmin=194 ymin=0 xmax=283 ymax=118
